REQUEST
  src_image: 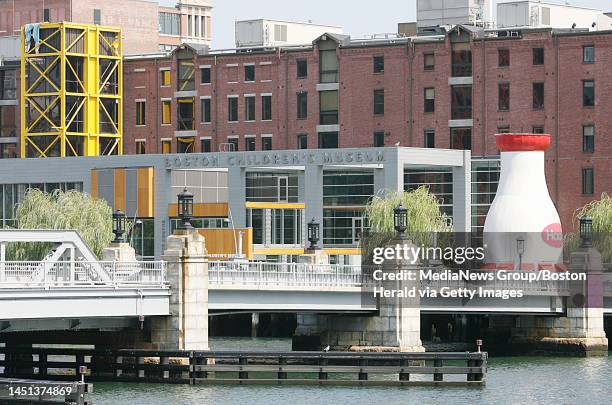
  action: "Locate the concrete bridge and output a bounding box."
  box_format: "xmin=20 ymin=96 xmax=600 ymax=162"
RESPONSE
xmin=0 ymin=228 xmax=609 ymax=355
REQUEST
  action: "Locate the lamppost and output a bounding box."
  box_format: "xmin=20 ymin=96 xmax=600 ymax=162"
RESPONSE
xmin=579 ymin=214 xmax=593 ymax=248
xmin=393 ymin=203 xmax=408 ymax=239
xmin=177 ymin=187 xmax=194 ymax=230
xmin=516 ymin=238 xmax=525 ymax=270
xmin=112 ymin=209 xmax=126 ymax=243
xmin=307 ymin=218 xmax=320 ymax=250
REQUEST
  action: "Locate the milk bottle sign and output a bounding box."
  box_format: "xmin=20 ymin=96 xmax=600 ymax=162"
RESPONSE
xmin=483 ymin=133 xmax=563 ymax=268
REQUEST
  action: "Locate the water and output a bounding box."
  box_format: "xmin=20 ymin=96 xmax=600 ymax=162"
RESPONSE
xmin=88 ymin=337 xmax=612 ymax=405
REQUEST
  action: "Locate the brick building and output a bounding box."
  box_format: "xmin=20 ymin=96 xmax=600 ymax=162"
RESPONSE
xmin=119 ymin=27 xmax=611 ymax=232
xmin=0 ymin=25 xmax=609 ymax=234
xmin=0 ymin=0 xmax=212 ymax=54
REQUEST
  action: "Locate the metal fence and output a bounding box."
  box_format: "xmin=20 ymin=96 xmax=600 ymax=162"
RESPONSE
xmin=0 ymin=261 xmax=166 ymax=289
xmin=208 ymin=261 xmax=364 ymax=288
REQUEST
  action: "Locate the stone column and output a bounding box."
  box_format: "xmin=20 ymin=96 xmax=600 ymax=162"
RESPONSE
xmin=300 ymin=237 xmax=424 ymax=352
xmin=150 ymin=229 xmax=209 ymax=350
xmin=511 ymin=246 xmax=608 ymax=356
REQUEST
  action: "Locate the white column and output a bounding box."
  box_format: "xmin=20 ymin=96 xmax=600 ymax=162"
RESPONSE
xmin=0 ymin=242 xmax=5 ymax=282
xmin=452 ymin=150 xmax=471 ymax=233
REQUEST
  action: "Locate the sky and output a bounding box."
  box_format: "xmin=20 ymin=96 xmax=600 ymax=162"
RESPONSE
xmin=159 ymin=0 xmax=611 ymax=49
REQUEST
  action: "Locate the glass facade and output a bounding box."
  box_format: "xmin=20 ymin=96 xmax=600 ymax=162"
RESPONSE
xmin=323 ymin=170 xmax=374 ymax=206
xmin=131 ymin=218 xmax=155 ymax=260
xmin=171 ymin=170 xmax=228 ymax=203
xmin=0 ymin=182 xmax=83 ymax=227
xmin=246 ymin=208 xmax=303 ymax=246
xmin=404 ymin=168 xmax=453 ymax=219
xmin=245 ymin=172 xmax=298 ymax=203
xmin=471 ymin=159 xmax=501 ymax=236
xmin=323 ymin=209 xmax=367 ymax=246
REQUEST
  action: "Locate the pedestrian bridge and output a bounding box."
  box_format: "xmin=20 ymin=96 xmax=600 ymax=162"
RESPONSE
xmin=207 ymin=261 xmax=578 ymax=315
xmin=0 ymin=258 xmax=609 ymax=329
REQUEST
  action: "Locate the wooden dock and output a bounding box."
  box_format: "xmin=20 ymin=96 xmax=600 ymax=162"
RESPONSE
xmin=0 ymin=347 xmax=487 ymax=386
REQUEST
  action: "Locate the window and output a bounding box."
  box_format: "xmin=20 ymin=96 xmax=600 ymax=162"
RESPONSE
xmin=93 ymin=9 xmax=101 ymax=25
xmin=424 ymin=88 xmax=435 ymax=113
xmin=451 ymin=43 xmax=471 ymax=77
xmin=450 ymin=128 xmax=471 ymax=150
xmin=262 ymin=95 xmax=272 ymax=120
xmin=497 ymin=125 xmax=510 ymax=134
xmin=262 ymin=136 xmax=272 ymax=151
xmin=43 ymin=8 xmax=50 ymax=22
xmin=162 ymin=100 xmax=171 ymax=124
xmin=161 ymin=70 xmax=171 ymax=86
xmin=373 ymin=56 xmax=384 ymax=73
xmin=541 ymin=7 xmax=550 ymax=25
xmin=274 ymin=24 xmax=287 ymax=41
xmin=533 ymin=48 xmax=544 ymax=65
xmin=245 ymin=137 xmax=256 ymax=151
xmin=201 ymin=98 xmax=211 ymax=123
xmin=498 ymin=82 xmax=510 ymax=111
xmin=245 ymin=96 xmax=256 ymax=121
xmin=532 ymin=82 xmax=544 ymax=109
xmin=0 ymin=143 xmax=17 ymax=158
xmin=228 ymin=97 xmax=238 ymax=122
xmin=201 ymin=67 xmax=211 ymax=84
xmin=405 ymin=168 xmax=453 ymax=218
xmin=177 ymin=97 xmax=195 ymax=130
xmin=498 ymin=49 xmax=510 ymax=67
xmin=373 ymin=131 xmax=385 ymax=147
xmin=323 ymin=170 xmax=374 ymax=206
xmin=297 ymin=92 xmax=307 ymax=119
xmin=583 ymin=45 xmax=595 ymax=63
xmin=297 ymin=59 xmax=307 ymax=78
xmin=177 ymin=60 xmax=195 ymax=91
xmin=424 ymin=53 xmax=434 ymax=70
xmin=201 ymin=138 xmax=211 ymax=152
xmin=583 ymin=125 xmax=594 ymax=153
xmin=582 ymin=168 xmax=594 ymax=195
xmin=227 ymin=138 xmax=238 ymax=152
xmin=318 ymin=132 xmax=338 ymax=149
xmin=583 ymin=80 xmax=594 ymax=107
xmin=162 ymin=140 xmax=171 ymax=154
xmin=424 ymin=129 xmax=435 ymax=148
xmin=136 ymin=140 xmax=146 ymax=154
xmin=245 ymin=65 xmax=255 ymax=82
xmin=136 ymin=101 xmax=146 ymax=126
xmin=373 ymin=89 xmax=384 ymax=115
xmin=297 ymin=134 xmax=307 ymax=149
xmin=0 ymin=70 xmax=16 ymax=100
xmin=177 ymin=137 xmax=195 ymax=153
xmin=451 ymin=85 xmax=472 ymax=119
xmin=159 ymin=12 xmax=180 ymax=35
xmin=532 ymin=126 xmax=544 ymax=134
xmin=320 ymin=49 xmax=339 ymax=83
xmin=320 ymin=91 xmax=338 ymax=124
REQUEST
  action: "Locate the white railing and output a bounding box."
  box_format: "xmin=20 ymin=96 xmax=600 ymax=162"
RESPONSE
xmin=208 ymin=261 xmax=364 ymax=288
xmin=208 ymin=262 xmax=571 ymax=295
xmin=0 ymin=261 xmax=167 ymax=289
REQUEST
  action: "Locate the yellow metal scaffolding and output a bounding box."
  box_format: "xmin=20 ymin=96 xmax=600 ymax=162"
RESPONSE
xmin=21 ymin=22 xmax=123 ymax=158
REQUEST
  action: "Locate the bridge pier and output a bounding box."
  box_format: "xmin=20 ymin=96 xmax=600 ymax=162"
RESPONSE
xmin=510 ymin=247 xmax=608 ymax=356
xmin=150 ymin=229 xmax=209 ymax=350
xmin=294 ymin=237 xmax=424 ymax=352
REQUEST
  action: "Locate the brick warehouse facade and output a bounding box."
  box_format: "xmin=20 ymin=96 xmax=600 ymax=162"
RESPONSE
xmin=1 ymin=26 xmax=610 ymax=232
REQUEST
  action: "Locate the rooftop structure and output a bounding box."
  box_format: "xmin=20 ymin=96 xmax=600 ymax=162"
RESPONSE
xmin=497 ymin=1 xmax=612 ymax=30
xmin=235 ymin=19 xmax=342 ymax=48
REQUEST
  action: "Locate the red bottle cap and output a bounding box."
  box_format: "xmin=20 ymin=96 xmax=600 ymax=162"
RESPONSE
xmin=495 ymin=133 xmax=551 ymax=152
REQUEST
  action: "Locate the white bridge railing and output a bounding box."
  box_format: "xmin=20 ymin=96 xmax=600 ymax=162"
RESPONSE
xmin=0 ymin=261 xmax=167 ymax=289
xmin=208 ymin=261 xmax=364 ymax=288
xmin=208 ymin=261 xmax=573 ymax=295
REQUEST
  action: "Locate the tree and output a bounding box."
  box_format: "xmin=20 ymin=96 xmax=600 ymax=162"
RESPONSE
xmin=362 ymin=187 xmax=452 ymax=262
xmin=6 ymin=189 xmax=114 ymax=261
xmin=572 ymin=192 xmax=612 ymax=262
